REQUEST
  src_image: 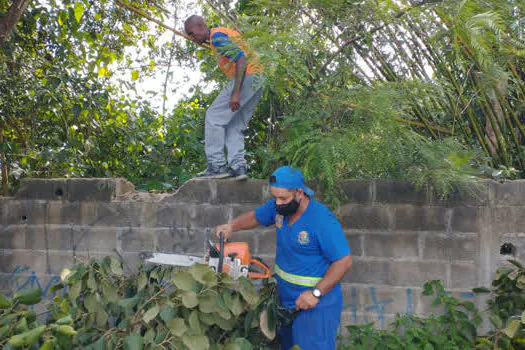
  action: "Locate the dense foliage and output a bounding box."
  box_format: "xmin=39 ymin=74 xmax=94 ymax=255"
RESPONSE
xmin=0 ymin=257 xmax=282 ymax=349
xmin=340 ymin=259 xmax=525 ymax=349
xmin=1 ymin=258 xmax=524 ymax=349
xmin=2 ymin=0 xmax=525 ymax=197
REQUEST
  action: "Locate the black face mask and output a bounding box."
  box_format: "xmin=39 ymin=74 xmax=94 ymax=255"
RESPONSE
xmin=276 ymin=197 xmax=300 ymax=216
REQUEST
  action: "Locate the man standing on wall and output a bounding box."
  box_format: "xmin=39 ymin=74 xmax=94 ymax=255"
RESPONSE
xmin=184 ymin=15 xmax=264 ymax=181
xmin=215 ymin=166 xmax=353 ymax=349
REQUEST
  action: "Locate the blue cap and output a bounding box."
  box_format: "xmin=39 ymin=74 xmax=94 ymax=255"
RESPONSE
xmin=269 ymin=166 xmax=314 ymax=196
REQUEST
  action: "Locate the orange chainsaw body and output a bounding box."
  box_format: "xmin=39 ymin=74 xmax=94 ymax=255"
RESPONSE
xmin=211 ymin=241 xmax=271 ymax=279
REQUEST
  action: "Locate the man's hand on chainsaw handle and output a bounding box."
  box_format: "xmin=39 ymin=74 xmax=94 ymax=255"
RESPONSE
xmin=216 ymin=210 xmax=259 ymax=240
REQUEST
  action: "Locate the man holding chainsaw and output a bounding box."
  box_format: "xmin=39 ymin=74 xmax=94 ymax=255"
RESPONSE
xmin=184 ymin=15 xmax=264 ymax=181
xmin=215 ymin=165 xmax=353 ymax=350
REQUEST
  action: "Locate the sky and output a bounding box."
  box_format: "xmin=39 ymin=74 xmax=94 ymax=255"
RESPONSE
xmin=113 ymin=1 xmax=212 ymax=115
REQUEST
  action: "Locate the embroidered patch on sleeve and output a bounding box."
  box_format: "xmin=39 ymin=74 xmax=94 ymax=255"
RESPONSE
xmin=275 ymin=215 xmax=284 ymax=228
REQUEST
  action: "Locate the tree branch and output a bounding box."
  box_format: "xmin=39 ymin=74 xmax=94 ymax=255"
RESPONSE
xmin=0 ymin=0 xmax=30 ymax=45
xmin=115 ymin=0 xmax=210 ymax=49
xmin=315 ymin=0 xmax=441 ymax=78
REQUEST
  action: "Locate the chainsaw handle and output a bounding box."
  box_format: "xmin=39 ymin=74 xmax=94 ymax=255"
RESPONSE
xmin=218 ymin=231 xmax=225 ymax=273
xmin=248 ymin=258 xmax=271 ymax=279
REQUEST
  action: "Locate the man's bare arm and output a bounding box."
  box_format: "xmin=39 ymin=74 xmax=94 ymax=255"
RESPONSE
xmin=216 ymin=210 xmax=259 ymax=239
xmin=316 ymin=254 xmax=353 ymax=295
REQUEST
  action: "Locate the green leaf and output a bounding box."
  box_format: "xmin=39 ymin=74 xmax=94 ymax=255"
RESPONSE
xmin=182 ymin=334 xmax=209 ymax=350
xmin=123 ymin=333 xmax=143 ymax=350
xmin=8 ymin=326 xmax=46 ymax=346
xmin=56 ymin=315 xmax=73 ymax=325
xmin=472 ymin=287 xmax=490 ymax=293
xmin=424 ymin=344 xmax=434 ymax=350
xmin=110 ymin=257 xmax=123 ymax=276
xmin=507 ymin=259 xmax=524 ymax=269
xmin=223 ymin=344 xmax=241 ymax=350
xmin=89 ymin=336 xmax=106 ymax=350
xmin=0 ymin=325 xmax=9 ymax=338
xmin=142 ymin=303 xmax=160 ymax=324
xmin=84 ymin=293 xmax=99 ymax=313
xmin=131 ymin=70 xmax=140 ymax=81
xmin=226 ymin=294 xmax=244 ymax=316
xmin=137 ymin=273 xmax=148 ymax=291
xmin=0 ymin=293 xmax=12 ymax=309
xmin=144 ymin=328 xmax=156 ymax=343
xmin=118 ymin=295 xmax=140 ymax=310
xmin=13 ymin=288 xmax=42 ymax=305
xmin=87 ymin=273 xmax=97 ymax=291
xmin=172 ymin=271 xmax=196 ymax=292
xmin=49 ymin=282 xmax=65 ymax=294
xmin=490 ymin=315 xmax=503 ymax=328
xmin=234 ymin=338 xmax=253 ymax=350
xmin=237 ymin=278 xmax=259 ymax=305
xmin=188 ymin=264 xmax=217 ymax=286
xmin=182 ymin=291 xmax=199 ymax=308
xmin=40 ymin=341 xmax=54 ymax=350
xmin=199 ymin=293 xmax=218 ymax=314
xmin=188 ymin=310 xmax=202 ymax=334
xmin=199 ymin=312 xmax=216 ymax=326
xmin=259 ymin=309 xmax=276 ymax=340
xmin=504 ymin=319 xmax=521 ymax=338
xmin=213 ymin=313 xmax=236 ymax=331
xmin=68 ymin=282 xmax=82 ymax=302
xmin=102 ymin=282 xmax=118 ymax=303
xmin=96 ymin=309 xmax=109 ymax=328
xmin=267 ymin=302 xmax=277 ymax=333
xmin=159 ymin=305 xmax=176 ymax=323
xmin=15 ymin=317 xmax=28 ymax=333
xmin=167 ymin=318 xmax=187 ymax=337
xmin=74 ymin=2 xmax=84 ymax=23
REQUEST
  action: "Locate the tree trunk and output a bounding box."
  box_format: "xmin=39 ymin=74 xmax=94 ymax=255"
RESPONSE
xmin=0 ymin=134 xmax=8 ymax=196
xmin=0 ymin=0 xmax=30 ymax=45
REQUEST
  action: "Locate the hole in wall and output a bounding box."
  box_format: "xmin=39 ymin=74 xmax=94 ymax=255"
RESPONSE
xmin=500 ymin=243 xmax=515 ymax=256
xmin=55 ymin=188 xmax=63 ymax=197
xmin=21 ymin=215 xmax=27 ymax=221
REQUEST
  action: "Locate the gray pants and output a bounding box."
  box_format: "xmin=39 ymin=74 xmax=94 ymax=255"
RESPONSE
xmin=205 ymin=73 xmax=264 ymax=170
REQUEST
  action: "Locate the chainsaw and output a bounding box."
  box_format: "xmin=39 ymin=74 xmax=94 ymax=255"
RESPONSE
xmin=141 ymin=229 xmax=271 ymax=280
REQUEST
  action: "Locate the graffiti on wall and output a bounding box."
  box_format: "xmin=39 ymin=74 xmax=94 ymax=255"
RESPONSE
xmin=343 ymin=286 xmax=475 ymax=328
xmin=3 ymin=266 xmax=65 ymax=298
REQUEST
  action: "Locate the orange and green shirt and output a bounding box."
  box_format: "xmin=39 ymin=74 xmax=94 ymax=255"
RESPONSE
xmin=210 ymin=27 xmax=263 ymax=80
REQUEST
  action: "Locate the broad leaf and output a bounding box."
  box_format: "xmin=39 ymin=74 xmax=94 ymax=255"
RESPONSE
xmin=504 ymin=320 xmax=521 ymax=338
xmin=188 ymin=310 xmax=202 ymax=334
xmin=84 ymin=294 xmax=99 ymax=313
xmin=142 ymin=303 xmax=160 ymax=324
xmin=159 ymin=305 xmax=177 ymax=323
xmin=182 ymin=291 xmax=199 ymax=308
xmin=110 ymin=257 xmax=123 ymax=276
xmin=199 ymin=293 xmax=218 ymax=314
xmin=123 ymin=333 xmax=143 ymax=350
xmin=172 ymin=271 xmax=196 ymax=292
xmin=182 ymin=334 xmax=209 ymax=350
xmin=234 ymin=338 xmax=253 ymax=350
xmin=0 ymin=294 xmax=11 ymax=309
xmin=167 ymin=318 xmax=187 ymax=337
xmin=102 ymin=282 xmax=118 ymax=303
xmin=96 ymin=309 xmax=109 ymax=328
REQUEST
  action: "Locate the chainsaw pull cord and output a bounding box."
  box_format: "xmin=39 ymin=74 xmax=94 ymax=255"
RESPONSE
xmin=218 ymin=231 xmax=225 ymax=273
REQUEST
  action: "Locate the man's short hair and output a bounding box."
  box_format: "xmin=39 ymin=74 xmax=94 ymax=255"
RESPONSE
xmin=184 ymin=15 xmax=204 ymax=28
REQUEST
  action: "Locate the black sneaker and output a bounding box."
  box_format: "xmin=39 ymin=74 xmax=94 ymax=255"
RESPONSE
xmin=195 ymin=164 xmax=231 ymax=179
xmin=230 ymin=166 xmax=248 ymax=181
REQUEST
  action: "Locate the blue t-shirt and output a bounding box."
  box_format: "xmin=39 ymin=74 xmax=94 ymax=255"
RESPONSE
xmin=255 ymin=198 xmax=351 ymax=308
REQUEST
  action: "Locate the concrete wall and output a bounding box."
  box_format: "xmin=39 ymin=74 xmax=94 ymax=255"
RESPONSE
xmin=1 ymin=178 xmax=524 ymax=329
